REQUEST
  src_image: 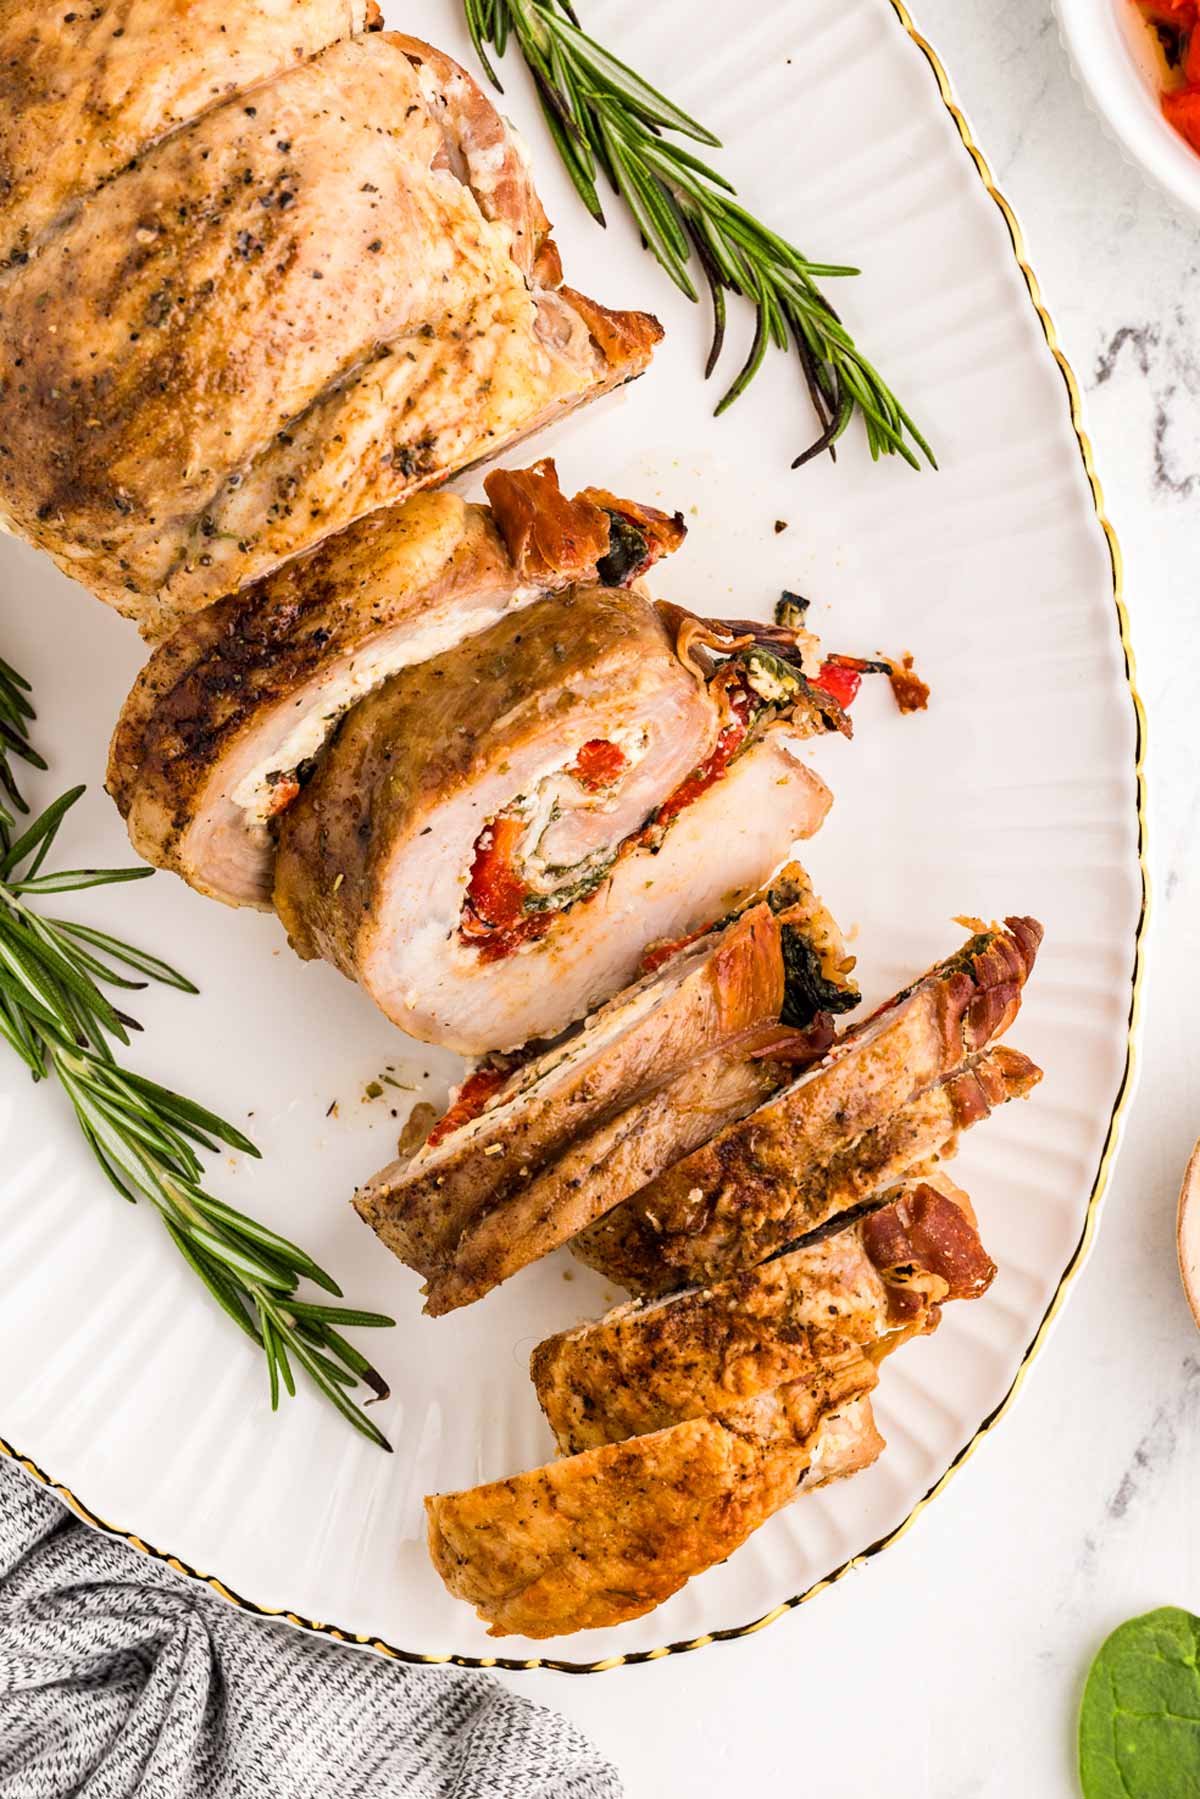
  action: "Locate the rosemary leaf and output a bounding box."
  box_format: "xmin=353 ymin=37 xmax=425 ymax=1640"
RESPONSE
xmin=0 ymin=675 xmax=394 ymax=1448
xmin=169 ymin=1217 xmax=263 ymax=1345
xmin=284 ymin=1328 xmax=393 ymax=1451
xmin=49 ymin=919 xmax=199 ymax=993
xmin=284 ymin=1300 xmax=396 ymax=1329
xmin=113 ymin=1071 xmax=260 ymax=1157
xmin=0 ymin=785 xmax=85 ymax=878
xmin=7 ymin=865 xmax=156 ymax=894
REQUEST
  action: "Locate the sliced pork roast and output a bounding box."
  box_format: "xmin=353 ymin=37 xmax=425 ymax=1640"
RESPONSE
xmin=353 ymin=869 xmax=856 ymax=1314
xmin=533 ymin=1172 xmax=993 ymax=1455
xmin=425 ymin=1386 xmax=880 ymax=1640
xmin=107 ymin=461 xmax=685 ymax=908
xmin=573 ymin=918 xmax=1043 ymax=1293
xmin=0 ymin=22 xmax=660 ymax=633
xmin=274 ymin=591 xmax=842 ymax=1053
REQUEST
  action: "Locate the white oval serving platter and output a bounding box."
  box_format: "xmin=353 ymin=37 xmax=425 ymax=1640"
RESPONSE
xmin=0 ymin=0 xmax=1146 ymax=1670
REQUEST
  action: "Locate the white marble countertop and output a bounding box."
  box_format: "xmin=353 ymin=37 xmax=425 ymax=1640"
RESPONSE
xmin=498 ymin=5 xmax=1198 ymax=1792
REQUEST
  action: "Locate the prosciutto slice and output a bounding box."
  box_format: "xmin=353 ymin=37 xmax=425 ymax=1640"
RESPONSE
xmin=0 ymin=25 xmax=660 ymax=633
xmin=273 ymin=589 xmax=838 ymax=1052
xmin=573 ymin=919 xmax=1043 ymax=1293
xmin=107 ymin=461 xmax=684 ymax=908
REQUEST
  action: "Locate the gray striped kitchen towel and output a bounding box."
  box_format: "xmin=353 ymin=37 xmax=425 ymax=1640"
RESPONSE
xmin=0 ymin=1456 xmax=621 ymax=1798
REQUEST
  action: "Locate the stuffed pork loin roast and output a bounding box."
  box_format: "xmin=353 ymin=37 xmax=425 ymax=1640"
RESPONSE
xmin=353 ymin=866 xmax=859 ymax=1314
xmin=0 ymin=10 xmax=660 ymax=635
xmin=273 ymin=589 xmax=846 ymax=1053
xmin=107 ymin=460 xmax=685 ymax=908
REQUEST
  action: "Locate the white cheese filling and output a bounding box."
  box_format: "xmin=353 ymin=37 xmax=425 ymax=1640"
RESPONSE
xmin=230 ymin=592 xmax=541 ymax=827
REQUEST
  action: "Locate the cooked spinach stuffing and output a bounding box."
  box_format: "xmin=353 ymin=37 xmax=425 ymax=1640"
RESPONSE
xmin=779 ymin=923 xmax=860 ymax=1030
xmin=597 ymin=512 xmax=648 ymax=587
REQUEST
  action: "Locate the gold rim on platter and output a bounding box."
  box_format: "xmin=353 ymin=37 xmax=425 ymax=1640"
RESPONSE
xmin=0 ymin=0 xmax=1150 ymax=1675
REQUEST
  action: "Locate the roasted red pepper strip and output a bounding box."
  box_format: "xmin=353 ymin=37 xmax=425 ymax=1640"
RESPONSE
xmin=572 ymin=739 xmax=628 ymax=791
xmin=640 ymin=686 xmax=753 ymax=842
xmin=640 ymin=922 xmax=712 ymax=976
xmin=461 ymin=816 xmax=553 ymax=961
xmin=462 ymin=814 xmax=530 ymax=937
xmin=1164 ymin=83 xmax=1200 ymax=149
xmin=425 ymin=1064 xmax=513 ymax=1149
xmin=262 ymin=771 xmax=301 ymax=817
xmin=810 ymin=660 xmax=863 ymax=711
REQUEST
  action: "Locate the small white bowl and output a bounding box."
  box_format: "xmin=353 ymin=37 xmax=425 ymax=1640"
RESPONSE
xmin=1056 ymin=0 xmax=1200 ymax=213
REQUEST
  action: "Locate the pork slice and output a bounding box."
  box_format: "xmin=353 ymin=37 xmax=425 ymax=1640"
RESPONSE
xmin=274 ymin=583 xmax=833 ymax=1053
xmin=354 ymin=903 xmax=784 ymax=1284
xmin=425 ymin=1389 xmax=875 ymax=1640
xmin=535 ymin=1171 xmax=986 ymax=1453
xmin=569 ymin=919 xmax=1041 ymax=1289
xmin=573 ymin=1043 xmax=1042 ymax=1294
xmin=418 ymin=1042 xmax=784 ymax=1316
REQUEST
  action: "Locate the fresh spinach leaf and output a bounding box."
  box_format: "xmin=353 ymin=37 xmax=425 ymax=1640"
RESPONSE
xmin=1079 ymin=1606 xmax=1200 ymax=1797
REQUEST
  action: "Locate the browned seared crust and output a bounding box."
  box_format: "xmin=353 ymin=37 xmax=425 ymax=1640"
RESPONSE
xmin=354 ymin=904 xmax=786 ymax=1300
xmin=106 ymin=491 xmax=509 ymax=888
xmin=573 ymin=1043 xmax=1042 ymax=1294
xmin=426 ymin=1405 xmax=830 ymax=1639
xmin=0 ymin=26 xmax=661 ymax=632
xmin=534 ymin=1245 xmax=884 ymax=1457
xmin=0 ymin=0 xmax=364 ymax=268
xmin=716 ymin=1356 xmax=878 ymax=1458
xmin=533 ymin=1172 xmax=987 ymax=1454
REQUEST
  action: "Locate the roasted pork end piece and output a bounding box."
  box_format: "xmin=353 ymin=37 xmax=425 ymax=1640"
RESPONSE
xmin=0 ymin=30 xmax=661 ymax=632
xmin=424 ymin=1394 xmax=870 ymax=1639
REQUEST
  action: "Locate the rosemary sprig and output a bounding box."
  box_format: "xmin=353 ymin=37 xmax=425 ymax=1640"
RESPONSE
xmin=0 ymin=656 xmax=46 ymax=851
xmin=463 ymin=0 xmax=934 ymax=470
xmin=0 ymin=683 xmax=394 ymax=1449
